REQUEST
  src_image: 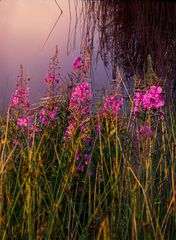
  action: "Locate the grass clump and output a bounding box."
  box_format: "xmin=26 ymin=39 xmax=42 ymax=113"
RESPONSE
xmin=0 ymin=48 xmax=175 ymax=239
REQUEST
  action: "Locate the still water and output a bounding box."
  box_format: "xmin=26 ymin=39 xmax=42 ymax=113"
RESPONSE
xmin=0 ymin=0 xmax=176 ymax=110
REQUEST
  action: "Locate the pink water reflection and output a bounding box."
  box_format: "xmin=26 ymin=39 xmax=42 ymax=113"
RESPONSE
xmin=0 ymin=0 xmax=110 ymax=112
xmin=0 ymin=0 xmax=81 ymax=108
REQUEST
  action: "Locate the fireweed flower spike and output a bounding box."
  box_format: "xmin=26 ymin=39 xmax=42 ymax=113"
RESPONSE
xmin=64 ymin=80 xmax=93 ymax=177
xmin=134 ymin=85 xmax=164 ymax=115
xmin=17 ymin=117 xmax=28 ymax=127
xmin=39 ymin=106 xmax=58 ymax=126
xmin=39 ymin=46 xmax=60 ymax=127
xmin=142 ymin=85 xmax=164 ymax=110
xmin=73 ymin=57 xmax=82 ymax=71
xmin=69 ymin=81 xmax=92 ymax=118
xmin=102 ymin=95 xmax=123 ymax=118
xmin=72 ymin=42 xmax=90 ymax=78
xmin=64 ymin=81 xmax=92 ymax=140
xmin=44 ymin=72 xmax=59 ymax=86
xmin=10 ymin=65 xmax=33 ymax=132
xmin=44 ymin=45 xmax=60 ymax=101
xmin=11 ymin=65 xmax=30 ymax=113
xmin=64 ymin=121 xmax=75 ymax=140
xmin=17 ymin=115 xmax=38 ymax=131
xmin=137 ymin=125 xmax=153 ymax=140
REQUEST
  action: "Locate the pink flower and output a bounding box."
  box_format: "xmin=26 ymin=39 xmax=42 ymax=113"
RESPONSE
xmin=11 ymin=66 xmax=30 ymax=111
xmin=12 ymin=94 xmax=20 ymax=105
xmin=31 ymin=125 xmax=40 ymax=132
xmin=142 ymin=86 xmax=164 ymax=110
xmin=102 ymin=96 xmax=123 ymax=117
xmin=13 ymin=139 xmax=18 ymax=144
xmin=48 ymin=107 xmax=58 ymax=120
xmin=44 ymin=73 xmax=60 ymax=85
xmin=69 ymin=82 xmax=92 ymax=117
xmin=39 ymin=109 xmax=49 ymax=125
xmin=64 ymin=122 xmax=75 ymax=140
xmin=134 ymin=106 xmax=140 ymax=114
xmin=150 ymin=85 xmax=162 ymax=94
xmin=17 ymin=118 xmax=28 ymax=127
xmin=134 ymin=85 xmax=164 ymax=114
xmin=39 ymin=106 xmax=58 ymax=125
xmin=65 ymin=81 xmax=92 ymax=141
xmin=134 ymin=92 xmax=143 ymax=107
xmin=73 ymin=57 xmax=82 ymax=71
xmin=44 ymin=46 xmax=60 ymax=99
xmin=137 ymin=125 xmax=153 ymax=139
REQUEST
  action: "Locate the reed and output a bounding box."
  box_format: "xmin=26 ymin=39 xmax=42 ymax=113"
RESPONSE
xmin=81 ymin=0 xmax=176 ymax=103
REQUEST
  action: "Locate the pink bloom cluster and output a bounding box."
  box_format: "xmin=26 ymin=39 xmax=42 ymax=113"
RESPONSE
xmin=11 ymin=65 xmax=31 ymax=133
xmin=134 ymin=85 xmax=164 ymax=114
xmin=16 ymin=116 xmax=40 ymax=141
xmin=69 ymin=82 xmax=92 ymax=108
xmin=69 ymin=82 xmax=92 ymax=121
xmin=44 ymin=72 xmax=60 ymax=85
xmin=102 ymin=96 xmax=123 ymax=117
xmin=73 ymin=57 xmax=82 ymax=71
xmin=64 ymin=122 xmax=75 ymax=140
xmin=11 ymin=88 xmax=29 ymax=108
xmin=39 ymin=106 xmax=58 ymax=125
xmin=11 ymin=65 xmax=30 ymax=112
xmin=65 ymin=81 xmax=92 ymax=140
xmin=30 ymin=125 xmax=40 ymax=132
xmin=17 ymin=115 xmax=38 ymax=131
xmin=17 ymin=117 xmax=29 ymax=127
xmin=137 ymin=125 xmax=153 ymax=139
xmin=44 ymin=46 xmax=60 ymax=99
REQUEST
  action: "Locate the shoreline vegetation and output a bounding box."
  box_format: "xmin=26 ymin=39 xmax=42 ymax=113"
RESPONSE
xmin=0 ymin=46 xmax=175 ymax=239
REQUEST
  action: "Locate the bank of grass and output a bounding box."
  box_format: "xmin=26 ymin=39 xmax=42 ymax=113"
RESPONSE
xmin=0 ymin=63 xmax=175 ymax=239
xmin=0 ymin=97 xmax=175 ymax=239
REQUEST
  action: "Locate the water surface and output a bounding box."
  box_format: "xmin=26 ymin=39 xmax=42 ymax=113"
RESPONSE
xmin=0 ymin=0 xmax=176 ymax=110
